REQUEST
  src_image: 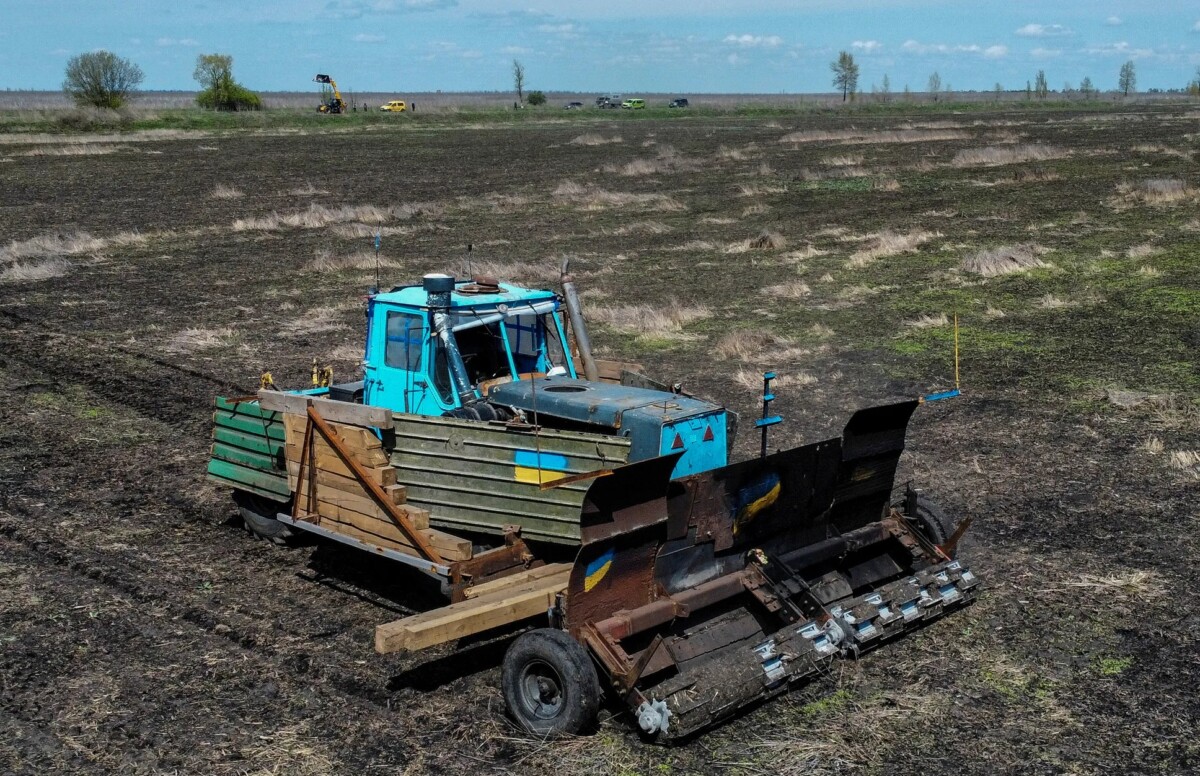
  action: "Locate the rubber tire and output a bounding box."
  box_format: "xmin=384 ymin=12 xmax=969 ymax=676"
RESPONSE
xmin=502 ymin=629 xmax=600 ymax=736
xmin=904 ymin=494 xmax=956 ymax=557
xmin=233 ymin=490 xmax=294 ymax=545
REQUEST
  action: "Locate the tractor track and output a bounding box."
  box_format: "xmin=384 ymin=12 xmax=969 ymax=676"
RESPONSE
xmin=0 ymin=309 xmax=253 ymax=430
xmin=0 ymin=506 xmax=399 ymax=709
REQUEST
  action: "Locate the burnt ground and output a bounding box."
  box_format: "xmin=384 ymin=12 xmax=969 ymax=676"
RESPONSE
xmin=1 ymin=104 xmax=1198 ymax=774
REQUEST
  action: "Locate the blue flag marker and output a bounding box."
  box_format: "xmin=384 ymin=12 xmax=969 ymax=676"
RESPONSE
xmin=374 ymin=232 xmax=382 ymax=251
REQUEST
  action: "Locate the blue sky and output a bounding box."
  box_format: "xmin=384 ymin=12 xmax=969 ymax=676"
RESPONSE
xmin=3 ymin=1 xmax=1200 ymax=93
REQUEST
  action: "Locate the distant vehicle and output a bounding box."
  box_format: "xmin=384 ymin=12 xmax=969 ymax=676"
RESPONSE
xmin=314 ymin=74 xmax=347 ymax=114
xmin=379 ymin=100 xmax=407 ymax=112
xmin=564 ymin=101 xmax=584 ymax=110
xmin=668 ymin=98 xmax=689 ymax=108
xmin=595 ymin=94 xmax=621 ymax=108
xmin=621 ymin=98 xmax=646 ymax=110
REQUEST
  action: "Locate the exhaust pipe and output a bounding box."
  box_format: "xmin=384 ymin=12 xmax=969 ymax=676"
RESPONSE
xmin=423 ymin=273 xmax=478 ymax=406
xmin=560 ymin=260 xmax=599 ymax=382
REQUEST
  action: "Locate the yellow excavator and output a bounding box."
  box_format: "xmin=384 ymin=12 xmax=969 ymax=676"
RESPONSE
xmin=314 ymin=74 xmax=347 ymax=114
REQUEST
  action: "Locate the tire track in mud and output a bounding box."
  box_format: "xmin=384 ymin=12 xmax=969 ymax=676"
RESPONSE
xmin=0 ymin=309 xmax=251 ymax=430
xmin=0 ymin=536 xmax=420 ymax=776
xmin=0 ymin=508 xmax=397 ymax=709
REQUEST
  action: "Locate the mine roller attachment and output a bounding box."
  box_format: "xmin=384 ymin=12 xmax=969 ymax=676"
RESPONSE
xmin=544 ymin=400 xmax=981 ymax=741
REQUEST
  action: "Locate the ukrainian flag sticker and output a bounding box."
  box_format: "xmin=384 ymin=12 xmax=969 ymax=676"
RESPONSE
xmin=514 ymin=449 xmax=570 ymax=485
xmin=583 ymin=547 xmax=615 ymax=592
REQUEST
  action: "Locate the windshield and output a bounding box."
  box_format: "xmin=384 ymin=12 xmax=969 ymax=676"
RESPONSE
xmin=448 ymin=304 xmax=574 ymax=383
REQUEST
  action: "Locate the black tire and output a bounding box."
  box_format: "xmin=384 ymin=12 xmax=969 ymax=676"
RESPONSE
xmin=502 ymin=629 xmax=600 ymax=736
xmin=233 ymin=490 xmax=294 ymax=545
xmin=901 ymin=492 xmax=956 ymax=557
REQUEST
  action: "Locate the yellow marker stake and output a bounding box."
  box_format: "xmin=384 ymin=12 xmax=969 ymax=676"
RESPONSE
xmin=954 ymin=312 xmax=960 ymax=390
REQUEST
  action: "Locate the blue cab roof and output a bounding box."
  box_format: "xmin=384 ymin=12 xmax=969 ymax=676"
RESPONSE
xmin=372 ymin=280 xmax=559 ymax=311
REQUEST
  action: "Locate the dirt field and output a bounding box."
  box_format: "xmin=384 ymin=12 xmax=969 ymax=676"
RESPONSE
xmin=1 ymin=104 xmax=1198 ymax=775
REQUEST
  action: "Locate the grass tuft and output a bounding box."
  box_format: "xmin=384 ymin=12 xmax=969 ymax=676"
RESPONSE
xmin=961 ymin=244 xmax=1048 ymax=277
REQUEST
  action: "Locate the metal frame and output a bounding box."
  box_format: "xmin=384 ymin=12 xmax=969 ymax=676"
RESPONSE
xmin=276 ymin=513 xmax=452 ymax=578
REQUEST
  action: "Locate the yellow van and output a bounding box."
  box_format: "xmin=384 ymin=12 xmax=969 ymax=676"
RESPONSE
xmin=620 ymin=98 xmax=646 ymax=110
xmin=379 ymin=100 xmax=407 ymax=112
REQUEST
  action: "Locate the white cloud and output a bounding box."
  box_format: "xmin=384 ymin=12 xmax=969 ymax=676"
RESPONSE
xmin=1084 ymin=41 xmax=1155 ymax=58
xmin=902 ymin=40 xmax=1007 ymax=56
xmin=500 ymin=46 xmax=530 ymax=55
xmin=353 ymin=33 xmax=385 ymax=43
xmin=537 ymin=23 xmax=577 ymax=34
xmin=155 ymin=37 xmax=199 ymax=47
xmin=1031 ymin=47 xmax=1062 ymax=58
xmin=727 ymin=53 xmax=743 ymax=65
xmin=851 ymin=40 xmax=882 ymax=53
xmin=724 ymin=34 xmax=783 ymax=48
xmin=1015 ymin=23 xmax=1072 ymax=38
xmin=326 ymin=0 xmax=455 ymax=18
xmin=1106 ymin=16 xmax=1123 ymax=26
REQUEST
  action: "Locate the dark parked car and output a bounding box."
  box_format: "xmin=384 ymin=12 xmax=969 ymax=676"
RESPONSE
xmin=668 ymin=98 xmax=689 ymax=108
xmin=564 ymin=102 xmax=584 ymax=110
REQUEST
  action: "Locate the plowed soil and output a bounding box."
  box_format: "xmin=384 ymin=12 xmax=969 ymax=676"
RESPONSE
xmin=1 ymin=104 xmax=1198 ymax=775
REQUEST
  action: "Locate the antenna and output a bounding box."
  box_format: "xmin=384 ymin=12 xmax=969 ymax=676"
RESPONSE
xmin=466 ymin=242 xmax=473 ymax=280
xmin=373 ymin=230 xmax=382 ymax=292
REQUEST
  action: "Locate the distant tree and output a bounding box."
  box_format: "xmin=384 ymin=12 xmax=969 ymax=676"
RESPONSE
xmin=1025 ymin=80 xmax=1033 ymax=100
xmin=1119 ymin=60 xmax=1137 ymax=96
xmin=526 ymin=90 xmax=546 ymax=106
xmin=62 ymin=51 xmax=143 ymax=109
xmin=1034 ymin=70 xmax=1049 ymax=99
xmin=1190 ymin=66 xmax=1200 ymax=97
xmin=512 ymin=59 xmax=526 ymax=103
xmin=903 ymin=83 xmax=911 ymax=100
xmin=193 ymin=54 xmax=260 ymax=111
xmin=945 ymin=82 xmax=952 ymax=96
xmin=993 ymin=82 xmax=1004 ymax=101
xmin=1080 ymin=76 xmax=1095 ymax=98
xmin=880 ymin=73 xmax=891 ymax=102
xmin=830 ymin=51 xmax=860 ymax=102
xmin=927 ymin=71 xmax=941 ymax=101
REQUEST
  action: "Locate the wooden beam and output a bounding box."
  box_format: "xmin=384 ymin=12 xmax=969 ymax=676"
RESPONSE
xmin=461 ymin=562 xmax=572 ymax=599
xmin=258 ymin=390 xmax=393 ymax=428
xmin=375 ymin=568 xmax=571 ymax=653
xmin=307 ymin=405 xmax=442 ymax=564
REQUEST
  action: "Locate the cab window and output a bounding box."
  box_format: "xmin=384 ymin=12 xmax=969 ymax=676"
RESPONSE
xmin=385 ymin=312 xmax=424 ymax=371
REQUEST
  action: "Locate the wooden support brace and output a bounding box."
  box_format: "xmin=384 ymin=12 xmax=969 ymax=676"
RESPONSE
xmin=306 ymin=405 xmax=443 ymax=564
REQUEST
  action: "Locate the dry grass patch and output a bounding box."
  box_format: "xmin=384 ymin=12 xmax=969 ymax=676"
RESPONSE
xmin=568 ymin=132 xmax=623 ymax=146
xmin=305 ymin=248 xmax=402 ymax=273
xmin=734 ymin=369 xmax=817 ymax=391
xmin=1037 ymin=294 xmax=1076 ymax=310
xmin=606 ymin=220 xmax=672 ymax=236
xmin=961 ymin=244 xmax=1049 ymax=277
xmin=19 ymin=143 xmax=132 ymax=156
xmin=167 ymin=327 xmax=236 ymax=353
xmin=0 ymin=229 xmax=149 ymax=263
xmin=671 ymin=239 xmax=719 ymax=251
xmin=1136 ymin=265 xmax=1162 ymax=278
xmin=1067 ymin=570 xmax=1165 ymax=599
xmin=952 ymin=144 xmax=1068 ymax=167
xmin=781 ymin=245 xmax=827 ymax=261
xmin=715 ymin=143 xmax=759 ymax=161
xmin=282 ymin=306 xmax=352 ymax=337
xmin=779 ymin=128 xmax=969 ymax=145
xmin=588 ymin=299 xmax=711 ymax=339
xmin=763 ymin=280 xmax=811 ymax=299
xmin=466 ymin=259 xmax=562 ymax=285
xmin=1131 ymin=144 xmax=1192 ymax=162
xmin=984 ymin=305 xmax=1006 ymax=319
xmin=1141 ymin=436 xmax=1164 ymax=455
xmin=715 ymin=330 xmax=810 ymax=363
xmin=847 ymin=229 xmax=936 ymax=267
xmin=1126 ymin=243 xmax=1161 ymax=259
xmin=700 ymin=216 xmax=738 ymax=225
xmin=1113 ymin=178 xmax=1196 ymax=208
xmin=552 ymin=181 xmax=685 ymax=212
xmin=824 ymin=154 xmax=865 ymax=167
xmin=742 ymin=203 xmax=771 ymax=217
xmin=1169 ymin=450 xmax=1200 ymax=479
xmin=232 ymin=203 xmax=441 ymax=232
xmin=906 ymin=313 xmax=949 ymax=329
xmin=0 ymin=259 xmax=72 ymax=284
xmin=726 ymin=230 xmax=787 ymax=253
xmin=210 ymin=184 xmax=244 ymax=200
xmin=736 ymin=182 xmax=787 ymax=196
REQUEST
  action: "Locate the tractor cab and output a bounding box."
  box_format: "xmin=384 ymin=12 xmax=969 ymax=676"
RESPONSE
xmin=363 ymin=275 xmax=576 ymax=416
